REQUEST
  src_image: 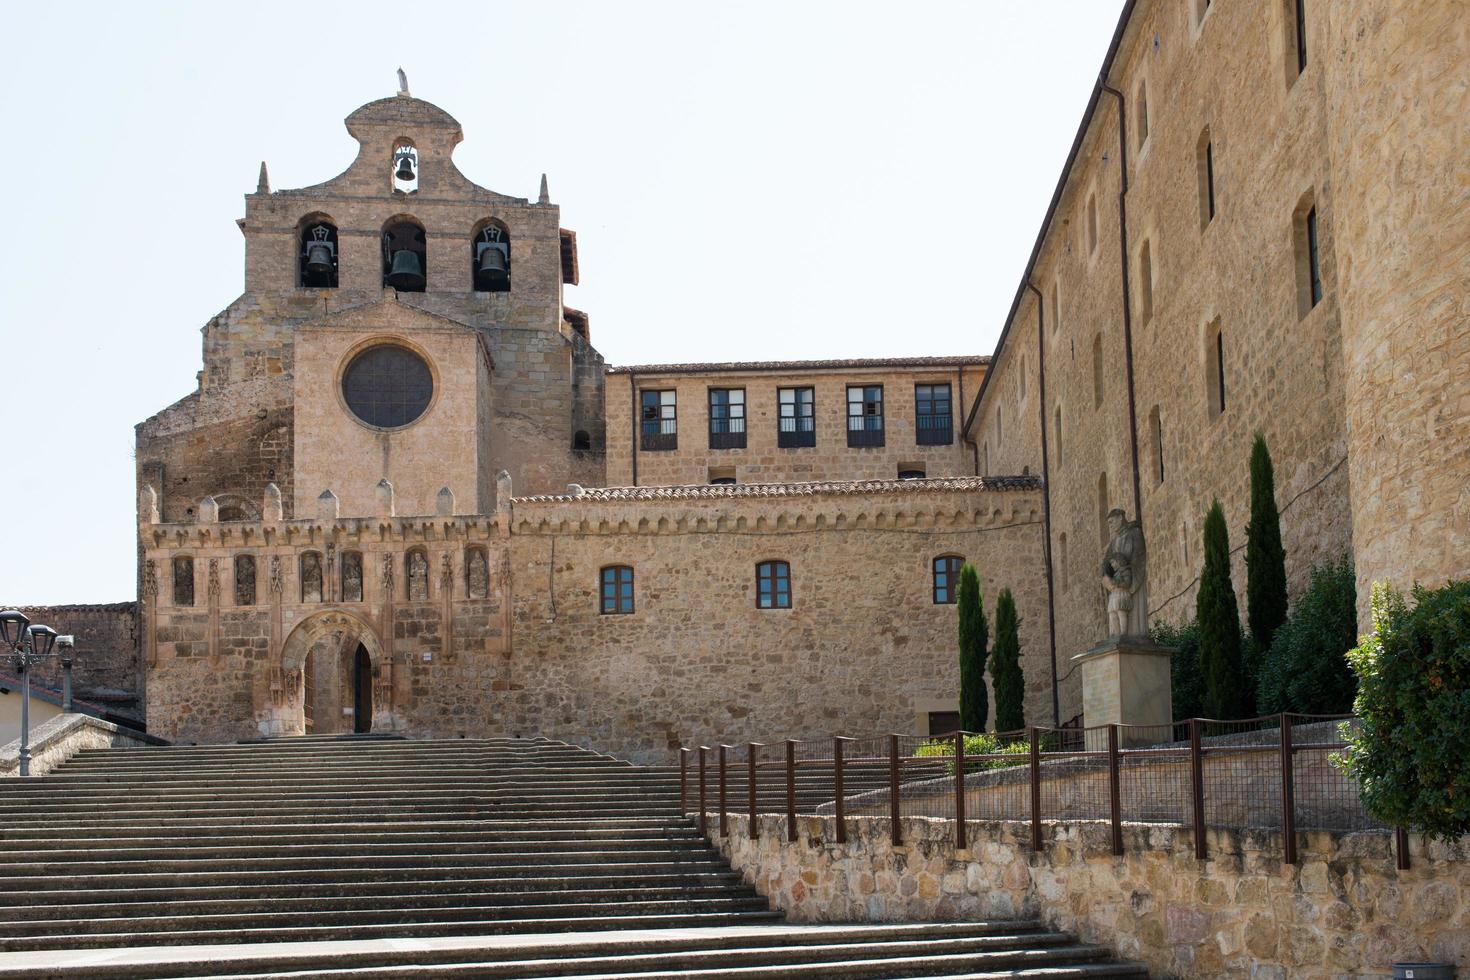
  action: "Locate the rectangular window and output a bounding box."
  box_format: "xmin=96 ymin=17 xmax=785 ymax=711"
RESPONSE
xmin=1295 ymin=0 xmax=1308 ymax=73
xmin=600 ymin=566 xmax=634 ymax=615
xmin=757 ymin=560 xmax=792 ymax=609
xmin=1205 ymin=141 xmax=1216 ymax=222
xmin=708 ymin=388 xmax=746 ymax=449
xmin=847 ymin=385 xmax=885 ymax=448
xmin=1306 ymin=206 xmax=1322 ymax=307
xmin=933 ymin=555 xmax=964 ymax=604
xmin=777 ymin=387 xmax=815 ymax=448
xmin=639 ymin=389 xmax=676 ymax=451
xmin=914 ymin=383 xmax=953 ymax=445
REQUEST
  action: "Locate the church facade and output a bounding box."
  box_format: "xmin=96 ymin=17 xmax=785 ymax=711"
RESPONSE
xmin=134 ymin=90 xmax=1052 ymax=758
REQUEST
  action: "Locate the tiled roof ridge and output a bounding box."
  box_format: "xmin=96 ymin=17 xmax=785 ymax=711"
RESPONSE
xmin=606 ymin=355 xmax=990 ymax=375
xmin=513 ymin=475 xmax=1039 ymax=504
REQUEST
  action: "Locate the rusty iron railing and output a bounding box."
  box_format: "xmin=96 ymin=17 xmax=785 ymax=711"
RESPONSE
xmin=679 ymin=714 xmax=1410 ymax=869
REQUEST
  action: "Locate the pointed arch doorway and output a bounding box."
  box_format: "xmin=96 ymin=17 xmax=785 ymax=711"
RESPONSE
xmin=268 ymin=610 xmax=390 ymax=737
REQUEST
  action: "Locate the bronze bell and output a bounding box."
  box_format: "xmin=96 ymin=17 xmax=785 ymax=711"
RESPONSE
xmin=395 ymin=157 xmax=416 ymax=182
xmin=476 ymin=245 xmax=508 ymax=286
xmin=304 ymin=242 xmax=334 ymax=276
xmin=385 ymin=250 xmax=425 ymax=290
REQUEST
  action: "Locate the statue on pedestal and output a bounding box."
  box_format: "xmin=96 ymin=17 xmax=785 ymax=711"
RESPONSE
xmin=1099 ymin=508 xmax=1149 ymax=640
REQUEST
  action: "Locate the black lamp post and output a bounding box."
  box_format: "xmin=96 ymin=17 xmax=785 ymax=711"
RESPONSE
xmin=1 ymin=610 xmax=62 ymax=777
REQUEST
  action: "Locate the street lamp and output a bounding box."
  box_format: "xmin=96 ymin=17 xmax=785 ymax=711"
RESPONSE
xmin=1 ymin=610 xmax=63 ymax=777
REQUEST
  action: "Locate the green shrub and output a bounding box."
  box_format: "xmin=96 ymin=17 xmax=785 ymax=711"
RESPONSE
xmin=1338 ymin=579 xmax=1470 ymax=841
xmin=1256 ymin=555 xmax=1357 ymax=714
xmin=958 ymin=564 xmax=989 ymax=733
xmin=1198 ymin=500 xmax=1249 ymax=718
xmin=990 ymin=588 xmax=1025 ymax=731
xmin=915 ymin=732 xmax=1030 ymax=774
xmin=1152 ymin=618 xmax=1203 ymax=720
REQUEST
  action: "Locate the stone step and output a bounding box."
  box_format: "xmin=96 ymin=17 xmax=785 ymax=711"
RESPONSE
xmin=0 ymin=827 xmax=707 ymax=847
xmin=0 ymin=883 xmax=759 ymax=920
xmin=0 ymin=837 xmax=719 ymax=863
xmin=0 ymin=909 xmax=788 ymax=952
xmin=0 ymin=816 xmax=690 ymax=835
xmin=0 ymin=926 xmax=1145 ymax=979
xmin=0 ymin=858 xmax=742 ymax=891
xmin=0 ymin=869 xmax=746 ymax=910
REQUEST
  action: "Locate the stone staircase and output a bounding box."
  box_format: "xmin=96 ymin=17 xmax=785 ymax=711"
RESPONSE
xmin=0 ymin=735 xmax=1146 ymax=978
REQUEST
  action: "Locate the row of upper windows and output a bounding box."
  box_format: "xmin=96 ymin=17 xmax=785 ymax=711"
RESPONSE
xmin=639 ymin=384 xmax=954 ymax=452
xmin=295 ymin=216 xmax=511 ymax=293
xmin=166 ymin=548 xmax=495 ymax=607
xmin=599 ymin=556 xmax=968 ymax=614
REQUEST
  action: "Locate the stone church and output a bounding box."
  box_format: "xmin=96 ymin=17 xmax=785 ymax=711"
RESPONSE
xmin=23 ymin=0 xmax=1464 ymax=762
xmin=131 ymin=86 xmax=1047 ymax=759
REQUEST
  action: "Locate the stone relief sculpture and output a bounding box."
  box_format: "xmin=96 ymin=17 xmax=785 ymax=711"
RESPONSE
xmin=467 ymin=548 xmax=489 ymax=599
xmin=407 ymin=550 xmax=429 ymax=602
xmin=173 ymin=557 xmax=195 ymax=607
xmin=269 ymin=556 xmax=283 ymax=596
xmin=1099 ymin=508 xmax=1149 ymax=640
xmin=301 ymin=552 xmax=323 ymax=603
xmin=207 ymin=559 xmax=220 ymax=601
xmin=142 ymin=559 xmax=158 ymax=598
xmin=235 ymin=555 xmax=256 ymax=606
xmin=440 ymin=553 xmax=453 ymax=592
xmin=342 ymin=551 xmax=363 ymax=603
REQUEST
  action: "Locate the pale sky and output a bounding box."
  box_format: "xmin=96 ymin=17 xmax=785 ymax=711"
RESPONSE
xmin=0 ymin=0 xmax=1124 ymax=605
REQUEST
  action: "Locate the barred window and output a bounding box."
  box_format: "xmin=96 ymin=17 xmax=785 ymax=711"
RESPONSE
xmin=756 ymin=560 xmax=791 ymax=610
xmin=640 ymin=390 xmax=677 ymax=451
xmin=846 ymin=385 xmax=884 ymax=448
xmin=601 ymin=565 xmax=634 ymax=615
xmin=708 ymin=388 xmax=746 ymax=449
xmin=778 ymin=387 xmax=815 ymax=448
xmin=915 ymin=384 xmax=953 ymax=445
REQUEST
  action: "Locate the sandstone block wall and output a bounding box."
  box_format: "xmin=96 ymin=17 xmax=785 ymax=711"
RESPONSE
xmin=6 ymin=603 xmax=140 ymax=722
xmin=710 ymin=812 xmax=1470 ymax=979
xmin=605 ymin=362 xmax=987 ymax=488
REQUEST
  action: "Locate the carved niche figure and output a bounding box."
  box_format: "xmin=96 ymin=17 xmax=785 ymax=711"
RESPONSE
xmin=407 ymin=550 xmax=429 ymax=602
xmin=466 ymin=548 xmax=489 ymax=600
xmin=207 ymin=559 xmax=220 ymax=602
xmin=235 ymin=555 xmax=257 ymax=606
xmin=301 ymin=552 xmax=324 ymax=603
xmin=172 ymin=557 xmax=195 ymax=607
xmin=341 ymin=551 xmax=363 ymax=603
xmin=269 ymin=556 xmax=283 ymax=596
xmin=143 ymin=559 xmax=158 ymax=599
xmin=1099 ymin=508 xmax=1149 ymax=640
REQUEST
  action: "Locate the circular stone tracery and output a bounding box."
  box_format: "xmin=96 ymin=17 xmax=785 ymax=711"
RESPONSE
xmin=341 ymin=344 xmax=433 ymax=429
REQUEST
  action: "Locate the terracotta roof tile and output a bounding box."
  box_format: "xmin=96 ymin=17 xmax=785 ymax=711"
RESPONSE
xmin=606 ymin=356 xmax=989 ymax=376
xmin=513 ymin=475 xmax=1038 ymax=504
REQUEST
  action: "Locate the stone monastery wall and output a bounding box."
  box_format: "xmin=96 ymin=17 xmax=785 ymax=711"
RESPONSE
xmin=138 ymin=478 xmax=1053 ymax=760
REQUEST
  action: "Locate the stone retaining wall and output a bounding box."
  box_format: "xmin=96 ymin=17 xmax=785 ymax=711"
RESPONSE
xmin=707 ymin=812 xmax=1469 ymax=978
xmin=0 ymin=713 xmax=165 ymax=778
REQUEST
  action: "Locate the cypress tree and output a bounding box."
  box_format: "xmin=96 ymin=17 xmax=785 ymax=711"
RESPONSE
xmin=1198 ymin=500 xmax=1248 ymax=719
xmin=1246 ymin=433 xmax=1289 ymax=650
xmin=990 ymin=587 xmax=1025 ymax=731
xmin=957 ymin=564 xmax=989 ymax=732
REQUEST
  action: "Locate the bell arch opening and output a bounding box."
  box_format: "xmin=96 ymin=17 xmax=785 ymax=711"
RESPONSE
xmin=382 ymin=215 xmax=426 ymax=292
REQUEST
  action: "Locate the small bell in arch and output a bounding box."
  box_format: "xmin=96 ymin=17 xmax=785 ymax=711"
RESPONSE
xmin=476 ymin=243 xmax=508 ymax=286
xmin=386 ymin=249 xmax=425 ymax=291
xmin=393 ymin=147 xmax=417 ymax=184
xmin=304 ymin=242 xmax=334 ymax=276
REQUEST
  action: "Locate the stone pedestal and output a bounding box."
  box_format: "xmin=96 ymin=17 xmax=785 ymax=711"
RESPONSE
xmin=1073 ymin=639 xmax=1175 ymax=747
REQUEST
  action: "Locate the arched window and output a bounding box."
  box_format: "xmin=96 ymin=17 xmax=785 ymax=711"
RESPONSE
xmin=898 ymin=468 xmax=926 ymax=480
xmin=1097 ymin=472 xmax=1110 ymax=549
xmin=601 ymin=565 xmax=633 ymax=614
xmin=756 ymin=560 xmax=791 ymax=609
xmin=383 ymin=217 xmax=427 ymax=292
xmin=933 ymin=555 xmax=964 ymax=604
xmin=234 ymin=555 xmax=256 ymax=606
xmin=1197 ymin=127 xmax=1216 ymax=227
xmin=392 ymin=141 xmax=418 ymax=193
xmin=1135 ymin=79 xmax=1150 ymax=151
xmin=298 ymin=218 xmax=338 ymax=288
xmin=1150 ymin=405 xmax=1165 ymax=484
xmin=1054 ymin=405 xmax=1063 ymax=466
xmin=1058 ymin=533 xmax=1069 ymax=592
xmin=341 ymin=551 xmax=364 ymax=603
xmin=573 ymin=430 xmax=592 ymax=452
xmin=300 ymin=551 xmax=323 ymax=603
xmin=1138 ymin=240 xmax=1153 ymax=325
xmin=472 ymin=220 xmax=511 ymax=293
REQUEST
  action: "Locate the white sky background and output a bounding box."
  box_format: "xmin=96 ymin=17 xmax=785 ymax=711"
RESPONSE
xmin=0 ymin=0 xmax=1124 ymax=605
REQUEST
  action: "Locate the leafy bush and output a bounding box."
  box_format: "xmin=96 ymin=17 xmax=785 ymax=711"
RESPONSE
xmin=1152 ymin=618 xmax=1203 ymax=720
xmin=915 ymin=732 xmax=1029 ymax=774
xmin=1339 ymin=580 xmax=1470 ymax=841
xmin=1256 ymin=555 xmax=1357 ymax=714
